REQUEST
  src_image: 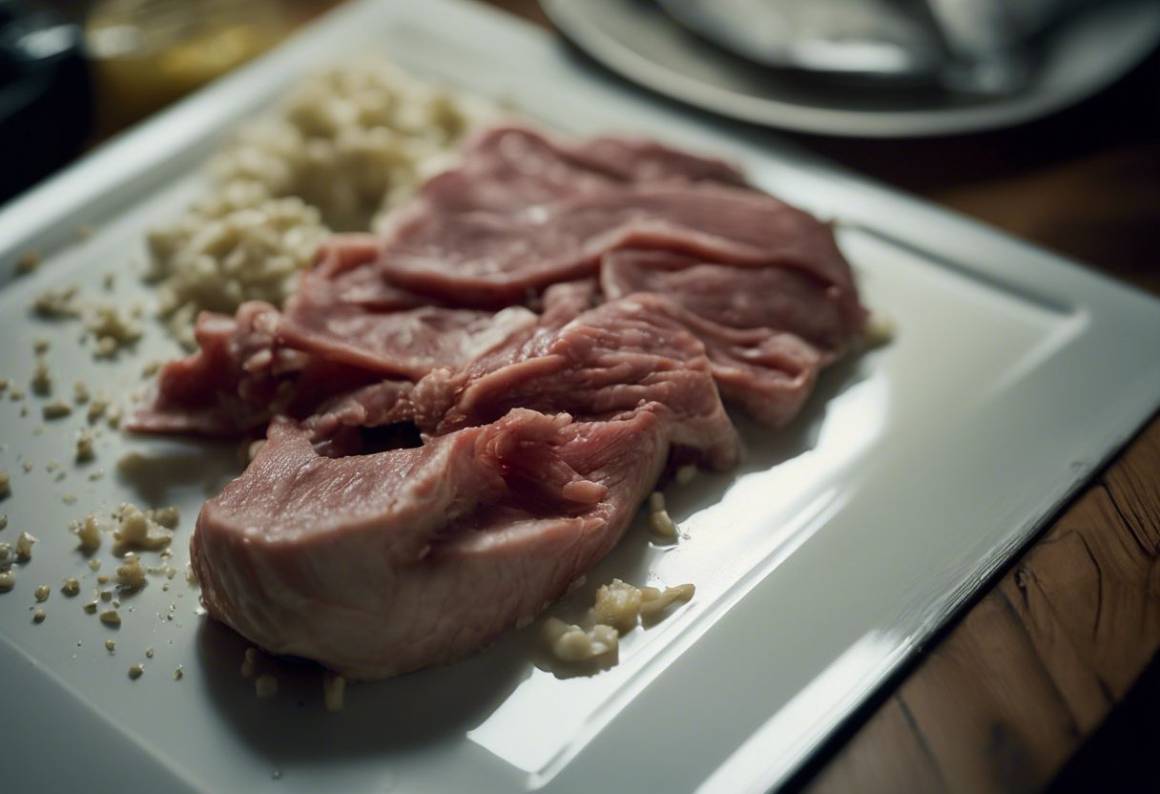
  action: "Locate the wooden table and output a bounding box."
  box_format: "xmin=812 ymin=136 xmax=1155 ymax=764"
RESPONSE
xmin=485 ymin=2 xmax=1160 ymax=791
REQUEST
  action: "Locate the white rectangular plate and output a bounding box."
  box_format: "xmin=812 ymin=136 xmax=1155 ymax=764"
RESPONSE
xmin=1 ymin=2 xmax=1157 ymax=792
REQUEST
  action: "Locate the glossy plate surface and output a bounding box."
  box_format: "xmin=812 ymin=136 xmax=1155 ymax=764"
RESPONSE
xmin=1 ymin=1 xmax=1158 ymax=791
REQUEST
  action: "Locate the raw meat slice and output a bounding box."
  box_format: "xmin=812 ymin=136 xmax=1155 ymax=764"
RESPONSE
xmin=378 ymin=182 xmax=857 ymax=306
xmin=127 ymin=302 xmax=375 ymax=438
xmin=192 ymin=405 xmax=672 ymax=679
xmin=410 ymin=294 xmax=742 ymax=470
xmin=601 ymin=249 xmax=864 ymax=351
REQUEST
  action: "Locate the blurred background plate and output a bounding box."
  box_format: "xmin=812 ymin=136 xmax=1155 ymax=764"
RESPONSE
xmin=540 ymin=0 xmax=1160 ymax=137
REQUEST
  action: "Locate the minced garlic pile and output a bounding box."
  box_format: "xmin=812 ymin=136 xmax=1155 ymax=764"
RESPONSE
xmin=542 ymin=578 xmax=695 ymax=666
xmin=146 ymin=58 xmax=493 ymax=346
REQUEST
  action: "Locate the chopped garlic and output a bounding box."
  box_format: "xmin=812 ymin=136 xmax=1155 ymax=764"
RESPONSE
xmin=542 ymin=618 xmax=619 ymax=662
xmin=0 ymin=514 xmax=6 ymax=530
xmin=15 ymin=531 xmax=36 ymax=561
xmin=639 ymin=583 xmax=696 ymax=618
xmin=99 ymin=609 xmax=121 ymax=627
xmin=590 ymin=579 xmax=644 ymax=633
xmin=105 ymin=639 xmax=116 ymax=652
xmin=145 ymin=647 xmax=154 ymax=659
xmin=649 ymin=509 xmax=678 ymax=538
xmin=42 ymin=401 xmax=72 ymax=420
xmin=85 ymin=305 xmax=141 ymax=357
xmin=0 ymin=571 xmax=13 ymax=592
xmin=74 ymin=514 xmax=102 ymax=551
xmin=0 ymin=470 xmax=9 ymax=498
xmin=862 ymin=313 xmax=896 ymax=349
xmin=32 ymin=286 xmax=80 ymax=318
xmin=0 ymin=543 xmax=13 ymax=570
xmin=128 ymin=664 xmax=143 ymax=680
xmin=173 ymin=666 xmax=184 ymax=681
xmin=32 ymin=608 xmax=46 ymax=624
xmin=323 ymin=674 xmax=346 ymax=712
xmin=34 ymin=584 xmax=50 ymax=602
xmin=115 ymin=554 xmax=147 ymax=591
xmin=75 ymin=429 xmax=96 ymax=463
xmin=649 ymin=492 xmax=666 ymax=513
xmin=88 ymin=558 xmax=101 ymax=571
xmin=146 ymin=506 xmax=180 ymax=529
xmin=255 ymin=674 xmax=278 ymax=698
xmin=30 ymin=360 xmax=52 ymax=396
xmin=113 ymin=503 xmax=172 ymax=555
xmin=61 ymin=577 xmax=80 ymax=597
xmin=83 ymin=600 xmax=98 ymax=614
xmin=73 ymin=381 xmax=90 ymax=405
xmin=86 ymin=397 xmax=108 ymax=424
xmin=33 ymin=339 xmax=50 ymax=355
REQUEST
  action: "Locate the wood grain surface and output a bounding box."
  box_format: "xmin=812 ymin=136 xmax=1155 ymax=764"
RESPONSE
xmin=475 ymin=1 xmax=1160 ymax=792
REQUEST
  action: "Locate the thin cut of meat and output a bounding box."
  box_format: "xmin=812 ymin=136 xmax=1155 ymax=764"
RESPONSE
xmin=403 ymin=125 xmax=747 ymax=216
xmin=410 ymin=295 xmax=741 ymax=469
xmin=193 ymin=405 xmax=672 ymax=679
xmin=127 ymin=302 xmax=376 ymax=438
xmin=601 ymin=249 xmax=864 ymax=352
xmin=378 ymin=182 xmax=859 ymax=307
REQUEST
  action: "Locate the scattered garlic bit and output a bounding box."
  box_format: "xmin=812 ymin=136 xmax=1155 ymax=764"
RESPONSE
xmin=128 ymin=664 xmax=143 ymax=680
xmin=15 ymin=531 xmax=36 ymax=561
xmin=185 ymin=563 xmax=199 ymax=586
xmin=33 ymin=338 xmax=50 ymax=354
xmin=0 ymin=514 xmax=6 ymax=530
xmin=255 ymin=674 xmax=278 ymax=699
xmin=105 ymin=639 xmax=116 ymax=653
xmin=105 ymin=405 xmax=122 ymax=429
xmin=0 ymin=469 xmax=9 ymax=498
xmin=145 ymin=647 xmax=154 ymax=659
xmin=0 ymin=543 xmax=14 ymax=570
xmin=85 ymin=305 xmax=141 ymax=358
xmin=0 ymin=571 xmax=13 ymax=592
xmin=112 ymin=503 xmax=172 ymax=555
xmin=146 ymin=506 xmax=180 ymax=530
xmin=862 ymin=313 xmax=896 ymax=349
xmin=542 ymin=618 xmax=619 ymax=663
xmin=141 ymin=361 xmax=161 ymax=377
xmin=73 ymin=514 xmax=103 ymax=552
xmin=42 ymin=401 xmax=72 ymax=420
xmin=639 ymin=583 xmax=696 ymax=619
xmin=675 ymin=464 xmax=698 ymax=486
xmin=30 ymin=360 xmax=52 ymax=396
xmin=61 ymin=494 xmax=77 ymax=505
xmin=83 ymin=600 xmax=98 ymax=614
xmin=61 ymin=577 xmax=80 ymax=597
xmin=32 ymin=608 xmax=46 ymax=624
xmin=590 ymin=579 xmax=644 ymax=634
xmin=323 ymin=673 xmax=346 ymax=713
xmin=0 ymin=378 xmax=6 ymax=393
xmin=241 ymin=647 xmax=258 ymax=679
xmin=649 ymin=508 xmax=678 ymax=538
xmin=99 ymin=586 xmax=112 ymax=598
xmin=99 ymin=609 xmax=121 ymax=627
xmin=75 ymin=429 xmax=96 ymax=463
xmin=173 ymin=666 xmax=184 ymax=681
xmin=15 ymin=249 xmax=41 ymax=275
xmin=73 ymin=381 xmax=90 ymax=405
xmin=32 ymin=286 xmax=81 ymax=318
xmin=88 ymin=558 xmax=101 ymax=571
xmin=34 ymin=584 xmax=50 ymax=602
xmin=102 ymin=273 xmax=115 ymax=290
xmin=86 ymin=397 xmax=108 ymax=424
xmin=115 ymin=554 xmax=147 ymax=591
xmin=649 ymin=492 xmax=666 ymax=513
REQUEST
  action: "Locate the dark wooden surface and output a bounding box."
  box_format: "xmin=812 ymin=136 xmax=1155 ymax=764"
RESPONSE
xmin=478 ymin=1 xmax=1160 ymax=792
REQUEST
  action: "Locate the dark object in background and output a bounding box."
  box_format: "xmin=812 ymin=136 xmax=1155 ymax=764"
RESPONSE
xmin=0 ymin=0 xmax=92 ymax=205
